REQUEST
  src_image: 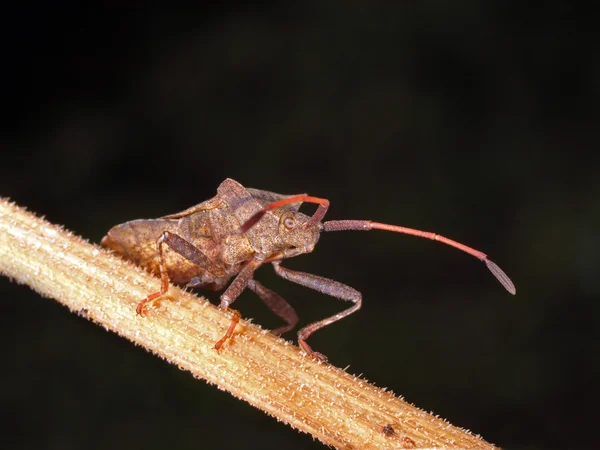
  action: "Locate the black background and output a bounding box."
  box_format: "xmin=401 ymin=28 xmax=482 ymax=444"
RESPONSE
xmin=2 ymin=3 xmax=598 ymax=449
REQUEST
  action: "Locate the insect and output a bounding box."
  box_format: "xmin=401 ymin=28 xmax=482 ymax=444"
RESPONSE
xmin=102 ymin=178 xmax=515 ymax=361
xmin=382 ymin=424 xmax=397 ymax=437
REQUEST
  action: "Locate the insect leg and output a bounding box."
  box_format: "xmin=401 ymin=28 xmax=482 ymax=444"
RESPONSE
xmin=214 ymin=258 xmax=263 ymax=351
xmin=247 ymin=279 xmax=299 ymax=336
xmin=137 ymin=231 xmax=221 ymax=315
xmin=272 ymin=261 xmax=361 ymax=362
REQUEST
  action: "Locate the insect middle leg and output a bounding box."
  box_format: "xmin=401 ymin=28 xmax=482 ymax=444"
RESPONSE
xmin=272 ymin=260 xmax=362 ymax=362
xmin=137 ymin=231 xmax=221 ymax=315
xmin=247 ymin=279 xmax=299 ymax=336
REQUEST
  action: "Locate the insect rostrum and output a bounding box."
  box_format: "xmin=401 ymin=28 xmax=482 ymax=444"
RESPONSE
xmin=102 ymin=178 xmax=515 ymax=361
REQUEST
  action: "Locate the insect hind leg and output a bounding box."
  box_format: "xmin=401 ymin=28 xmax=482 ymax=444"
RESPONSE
xmin=137 ymin=231 xmax=222 ymax=315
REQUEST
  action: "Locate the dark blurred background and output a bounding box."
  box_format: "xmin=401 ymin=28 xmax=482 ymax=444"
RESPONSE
xmin=1 ymin=3 xmax=598 ymax=449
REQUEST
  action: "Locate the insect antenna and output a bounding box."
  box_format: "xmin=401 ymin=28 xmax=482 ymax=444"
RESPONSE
xmin=323 ymin=220 xmax=516 ymax=295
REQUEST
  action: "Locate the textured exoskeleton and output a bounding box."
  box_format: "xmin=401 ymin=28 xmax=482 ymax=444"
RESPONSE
xmin=102 ymin=178 xmax=515 ymax=361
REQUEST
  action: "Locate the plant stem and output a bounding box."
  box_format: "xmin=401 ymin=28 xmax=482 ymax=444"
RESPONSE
xmin=0 ymin=198 xmax=497 ymax=449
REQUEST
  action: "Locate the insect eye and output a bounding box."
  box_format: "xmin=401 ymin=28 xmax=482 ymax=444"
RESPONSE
xmin=283 ymin=215 xmax=296 ymax=230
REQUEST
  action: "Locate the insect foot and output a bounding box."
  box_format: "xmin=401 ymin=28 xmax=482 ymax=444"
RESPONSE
xmin=214 ymin=308 xmax=241 ymax=351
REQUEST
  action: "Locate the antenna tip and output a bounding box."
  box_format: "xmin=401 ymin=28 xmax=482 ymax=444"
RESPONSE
xmin=485 ymin=259 xmax=516 ymax=295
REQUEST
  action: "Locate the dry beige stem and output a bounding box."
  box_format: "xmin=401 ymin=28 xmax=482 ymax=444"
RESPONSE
xmin=0 ymin=198 xmax=498 ymax=450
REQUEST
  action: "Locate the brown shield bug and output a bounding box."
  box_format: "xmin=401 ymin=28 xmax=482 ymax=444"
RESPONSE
xmin=102 ymin=178 xmax=515 ymax=361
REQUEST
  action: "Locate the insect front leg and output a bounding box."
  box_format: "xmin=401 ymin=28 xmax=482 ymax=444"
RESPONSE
xmin=137 ymin=231 xmax=219 ymax=315
xmin=272 ymin=261 xmax=362 ymax=362
xmin=247 ymin=279 xmax=299 ymax=336
xmin=214 ymin=258 xmax=263 ymax=351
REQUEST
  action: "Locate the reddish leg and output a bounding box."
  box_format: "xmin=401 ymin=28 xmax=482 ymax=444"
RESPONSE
xmin=136 ymin=231 xmax=222 ymax=315
xmin=272 ymin=261 xmax=361 ymax=362
xmin=214 ymin=310 xmax=241 ymax=351
xmin=136 ymin=232 xmax=171 ymax=315
xmin=247 ymin=279 xmax=299 ymax=335
xmin=214 ymin=258 xmax=263 ymax=351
